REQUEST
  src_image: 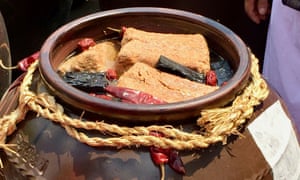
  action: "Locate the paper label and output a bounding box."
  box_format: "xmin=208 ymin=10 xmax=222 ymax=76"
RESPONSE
xmin=248 ymin=101 xmax=300 ymax=180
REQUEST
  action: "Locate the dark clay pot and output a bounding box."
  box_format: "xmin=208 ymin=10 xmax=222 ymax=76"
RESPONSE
xmin=0 ymin=7 xmax=298 ymax=180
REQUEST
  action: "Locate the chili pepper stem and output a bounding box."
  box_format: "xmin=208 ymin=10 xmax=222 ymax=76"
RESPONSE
xmin=0 ymin=59 xmax=18 ymax=70
xmin=106 ymin=27 xmax=122 ymax=33
xmin=160 ymin=164 xmax=165 ymax=180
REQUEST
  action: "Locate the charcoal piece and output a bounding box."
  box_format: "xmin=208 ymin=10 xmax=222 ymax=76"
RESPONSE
xmin=155 ymin=55 xmax=206 ymax=83
xmin=62 ymin=72 xmax=109 ymax=92
xmin=210 ymin=51 xmax=233 ymax=86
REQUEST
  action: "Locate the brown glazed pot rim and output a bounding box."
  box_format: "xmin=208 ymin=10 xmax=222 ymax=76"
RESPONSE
xmin=39 ymin=7 xmax=251 ymax=123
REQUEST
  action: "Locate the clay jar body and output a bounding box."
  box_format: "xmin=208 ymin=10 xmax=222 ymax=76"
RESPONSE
xmin=0 ymin=8 xmax=293 ymax=180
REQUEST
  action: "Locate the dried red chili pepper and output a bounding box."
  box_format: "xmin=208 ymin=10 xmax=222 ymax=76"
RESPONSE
xmin=120 ymin=26 xmax=127 ymax=36
xmin=77 ymin=38 xmax=96 ymax=51
xmin=104 ymin=86 xmax=166 ymax=104
xmin=149 ymin=131 xmax=186 ymax=175
xmin=206 ymin=70 xmax=218 ymax=86
xmin=18 ymin=51 xmax=40 ymax=71
xmin=149 ymin=132 xmax=168 ymax=179
xmin=168 ymin=150 xmax=186 ymax=174
xmin=150 ymin=147 xmax=169 ymax=165
xmin=105 ymin=69 xmax=118 ymax=81
xmin=0 ymin=51 xmax=40 ymax=72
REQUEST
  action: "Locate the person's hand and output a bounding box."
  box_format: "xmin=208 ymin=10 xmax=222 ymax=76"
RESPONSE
xmin=244 ymin=0 xmax=271 ymax=24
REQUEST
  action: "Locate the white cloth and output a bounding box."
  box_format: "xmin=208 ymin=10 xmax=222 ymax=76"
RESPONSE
xmin=263 ymin=0 xmax=300 ymax=133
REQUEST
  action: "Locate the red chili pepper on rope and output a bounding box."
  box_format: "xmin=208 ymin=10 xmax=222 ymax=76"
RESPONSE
xmin=0 ymin=51 xmax=40 ymax=72
xmin=149 ymin=131 xmax=186 ymax=176
xmin=150 ymin=147 xmax=169 ymax=165
xmin=168 ymin=149 xmax=186 ymax=174
xmin=18 ymin=51 xmax=40 ymax=71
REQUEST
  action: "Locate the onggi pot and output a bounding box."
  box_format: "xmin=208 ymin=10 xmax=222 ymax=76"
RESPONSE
xmin=0 ymin=8 xmax=299 ymax=180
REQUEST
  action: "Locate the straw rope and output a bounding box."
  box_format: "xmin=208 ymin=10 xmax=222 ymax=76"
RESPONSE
xmin=0 ymin=53 xmax=269 ymax=156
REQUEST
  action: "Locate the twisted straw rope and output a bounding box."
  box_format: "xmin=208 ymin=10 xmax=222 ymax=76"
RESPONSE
xmin=0 ymin=53 xmax=269 ymax=152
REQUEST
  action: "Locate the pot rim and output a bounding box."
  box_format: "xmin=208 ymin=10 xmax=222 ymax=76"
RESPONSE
xmin=39 ymin=7 xmax=251 ymax=121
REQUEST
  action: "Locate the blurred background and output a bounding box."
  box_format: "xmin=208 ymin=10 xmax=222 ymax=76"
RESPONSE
xmin=0 ymin=0 xmax=269 ymax=81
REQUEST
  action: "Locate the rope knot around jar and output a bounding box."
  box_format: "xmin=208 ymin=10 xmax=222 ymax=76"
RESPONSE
xmin=0 ymin=53 xmax=269 ymax=159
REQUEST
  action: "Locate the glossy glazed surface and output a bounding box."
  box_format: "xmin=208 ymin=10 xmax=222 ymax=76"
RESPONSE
xmin=39 ymin=7 xmax=251 ymax=122
xmin=0 ymin=73 xmax=277 ymax=179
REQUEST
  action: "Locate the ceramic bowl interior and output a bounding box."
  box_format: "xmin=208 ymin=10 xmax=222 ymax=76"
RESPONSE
xmin=39 ymin=7 xmax=251 ymax=123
